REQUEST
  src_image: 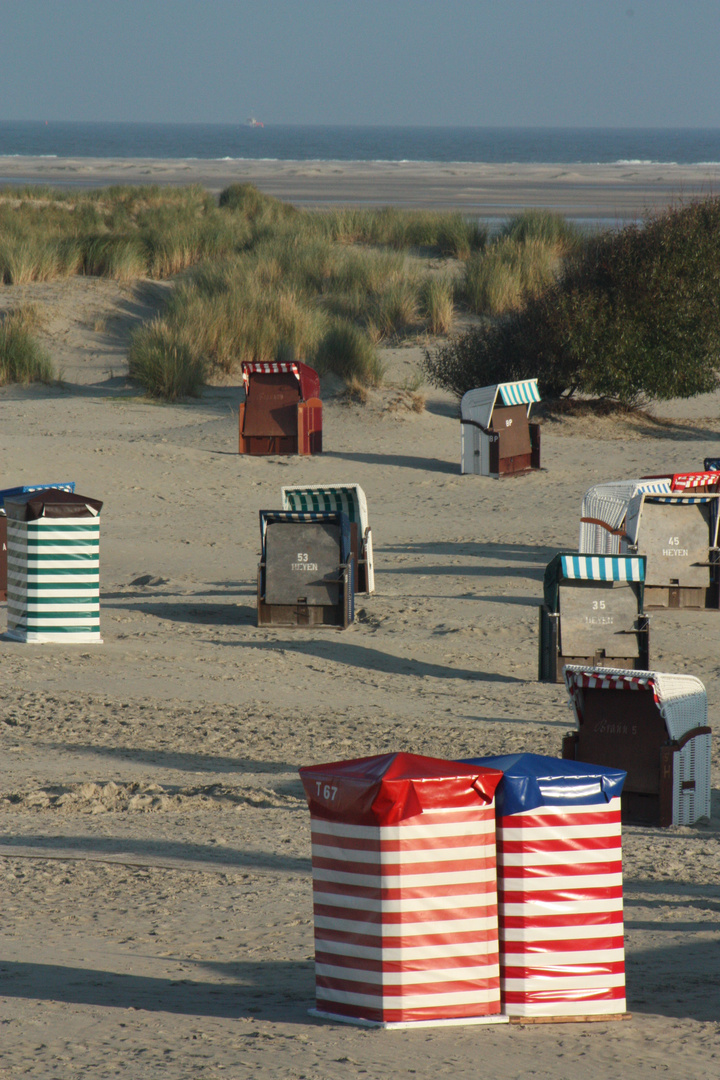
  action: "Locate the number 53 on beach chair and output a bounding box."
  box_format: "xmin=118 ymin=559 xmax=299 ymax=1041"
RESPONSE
xmin=257 ymin=510 xmax=354 ymax=628
xmin=281 ymin=483 xmax=375 ymax=595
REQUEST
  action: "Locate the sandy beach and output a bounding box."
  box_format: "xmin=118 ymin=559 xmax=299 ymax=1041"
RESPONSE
xmin=0 ymin=195 xmax=719 ymax=1076
xmin=2 ymin=156 xmax=720 ymax=217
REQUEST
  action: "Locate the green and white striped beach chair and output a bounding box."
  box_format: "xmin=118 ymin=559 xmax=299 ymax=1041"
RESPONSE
xmin=281 ymin=484 xmax=375 ymax=594
xmin=4 ymin=488 xmax=103 ymax=644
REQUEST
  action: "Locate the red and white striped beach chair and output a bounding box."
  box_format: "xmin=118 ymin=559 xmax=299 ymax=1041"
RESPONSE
xmin=563 ymin=666 xmax=711 ymax=827
xmin=299 ymin=752 xmax=507 ymax=1028
xmin=238 ymin=361 xmax=322 ymax=455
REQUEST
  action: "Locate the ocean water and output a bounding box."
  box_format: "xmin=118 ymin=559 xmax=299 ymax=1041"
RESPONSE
xmin=2 ymin=122 xmax=720 ymax=164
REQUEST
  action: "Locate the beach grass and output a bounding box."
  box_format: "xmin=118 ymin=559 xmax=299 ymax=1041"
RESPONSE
xmin=128 ymin=318 xmax=205 ymax=400
xmin=0 ymin=182 xmax=584 ymax=397
xmin=0 ymin=307 xmax=56 ymax=385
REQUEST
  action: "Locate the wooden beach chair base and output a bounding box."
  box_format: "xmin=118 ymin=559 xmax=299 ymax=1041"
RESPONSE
xmin=509 ymin=1013 xmax=630 ymax=1025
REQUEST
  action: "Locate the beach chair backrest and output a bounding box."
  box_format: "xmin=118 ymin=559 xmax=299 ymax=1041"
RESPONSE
xmin=543 ymin=553 xmax=646 ymax=662
xmin=281 ymin=483 xmax=367 ymax=530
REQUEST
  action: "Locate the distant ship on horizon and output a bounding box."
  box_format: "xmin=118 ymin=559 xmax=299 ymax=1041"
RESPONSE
xmin=246 ymin=117 xmax=264 ymax=128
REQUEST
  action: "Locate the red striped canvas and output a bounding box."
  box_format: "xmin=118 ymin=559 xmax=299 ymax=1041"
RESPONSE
xmin=241 ymin=361 xmax=300 ymax=389
xmin=310 ymin=804 xmax=502 ymax=1026
xmin=496 ymin=799 xmax=626 ymax=1017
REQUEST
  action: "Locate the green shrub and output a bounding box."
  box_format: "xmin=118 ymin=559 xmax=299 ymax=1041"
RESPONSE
xmin=128 ymin=319 xmax=205 ymax=400
xmin=314 ymin=319 xmax=384 ymax=386
xmin=425 ymin=197 xmax=720 ymax=404
xmin=0 ymin=309 xmax=55 ymax=385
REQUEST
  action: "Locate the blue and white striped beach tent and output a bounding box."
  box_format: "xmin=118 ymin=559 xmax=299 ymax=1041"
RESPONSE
xmin=281 ymin=483 xmax=374 ymax=594
xmin=460 ymin=379 xmax=541 ymax=476
xmin=3 ymin=488 xmax=102 ymax=644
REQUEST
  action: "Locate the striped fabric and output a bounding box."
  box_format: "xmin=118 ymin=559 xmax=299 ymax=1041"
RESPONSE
xmin=283 ymin=486 xmax=361 ymax=523
xmin=497 ymin=799 xmax=626 ymax=1017
xmin=560 ymin=555 xmax=644 ymax=582
xmin=241 ymin=361 xmax=299 ymax=389
xmin=310 ymin=805 xmax=503 ymax=1027
xmin=567 ymin=671 xmax=653 ymax=692
xmin=6 ymin=517 xmax=101 ymax=643
xmin=498 ymin=379 xmax=541 ymax=407
xmin=260 ymin=509 xmax=350 ymax=552
xmin=670 ymin=472 xmax=720 ymax=490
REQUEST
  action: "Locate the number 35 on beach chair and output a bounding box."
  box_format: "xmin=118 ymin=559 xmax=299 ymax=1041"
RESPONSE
xmin=460 ymin=378 xmax=541 ymax=477
xmin=238 ymin=361 xmax=322 ymax=456
xmin=538 ymin=553 xmax=649 ymax=683
xmin=281 ymin=483 xmax=375 ymax=595
xmin=257 ymin=510 xmax=354 ymax=628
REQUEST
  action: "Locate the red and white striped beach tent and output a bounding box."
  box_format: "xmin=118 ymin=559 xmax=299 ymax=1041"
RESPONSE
xmin=298 ymin=752 xmax=507 ymax=1028
xmin=463 ymin=753 xmax=627 ymax=1020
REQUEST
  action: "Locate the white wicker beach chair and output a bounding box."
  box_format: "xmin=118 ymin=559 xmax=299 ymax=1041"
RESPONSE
xmin=563 ymin=665 xmax=711 ymax=826
xmin=579 ymin=478 xmax=720 ymax=608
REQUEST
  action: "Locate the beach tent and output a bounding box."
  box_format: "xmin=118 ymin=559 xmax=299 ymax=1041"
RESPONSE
xmin=563 ymin=666 xmax=711 ymax=827
xmin=3 ymin=488 xmax=102 ymax=644
xmin=298 ymin=752 xmax=506 ymax=1028
xmin=257 ymin=510 xmax=354 ymax=627
xmin=0 ymin=483 xmax=75 ymax=602
xmin=463 ymin=753 xmax=627 ymax=1020
xmin=705 ymin=458 xmax=720 ymax=471
xmin=238 ymin=361 xmax=322 ymax=456
xmin=538 ymin=552 xmax=649 ymax=682
xmin=579 ymin=475 xmax=720 ymax=609
xmin=460 ymin=379 xmax=541 ymax=477
xmin=281 ymin=483 xmax=374 ymax=594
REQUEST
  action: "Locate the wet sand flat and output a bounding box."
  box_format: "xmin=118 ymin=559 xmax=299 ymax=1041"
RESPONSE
xmin=2 ymin=156 xmax=720 ymax=216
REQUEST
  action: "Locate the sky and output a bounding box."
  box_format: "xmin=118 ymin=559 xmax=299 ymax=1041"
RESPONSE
xmin=1 ymin=0 xmax=719 ymax=128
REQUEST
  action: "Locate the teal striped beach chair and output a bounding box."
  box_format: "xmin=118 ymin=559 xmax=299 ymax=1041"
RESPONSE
xmin=3 ymin=488 xmax=102 ymax=644
xmin=539 ymin=552 xmax=648 ymax=682
xmin=281 ymin=484 xmax=374 ymax=594
xmin=460 ymin=379 xmax=541 ymax=477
